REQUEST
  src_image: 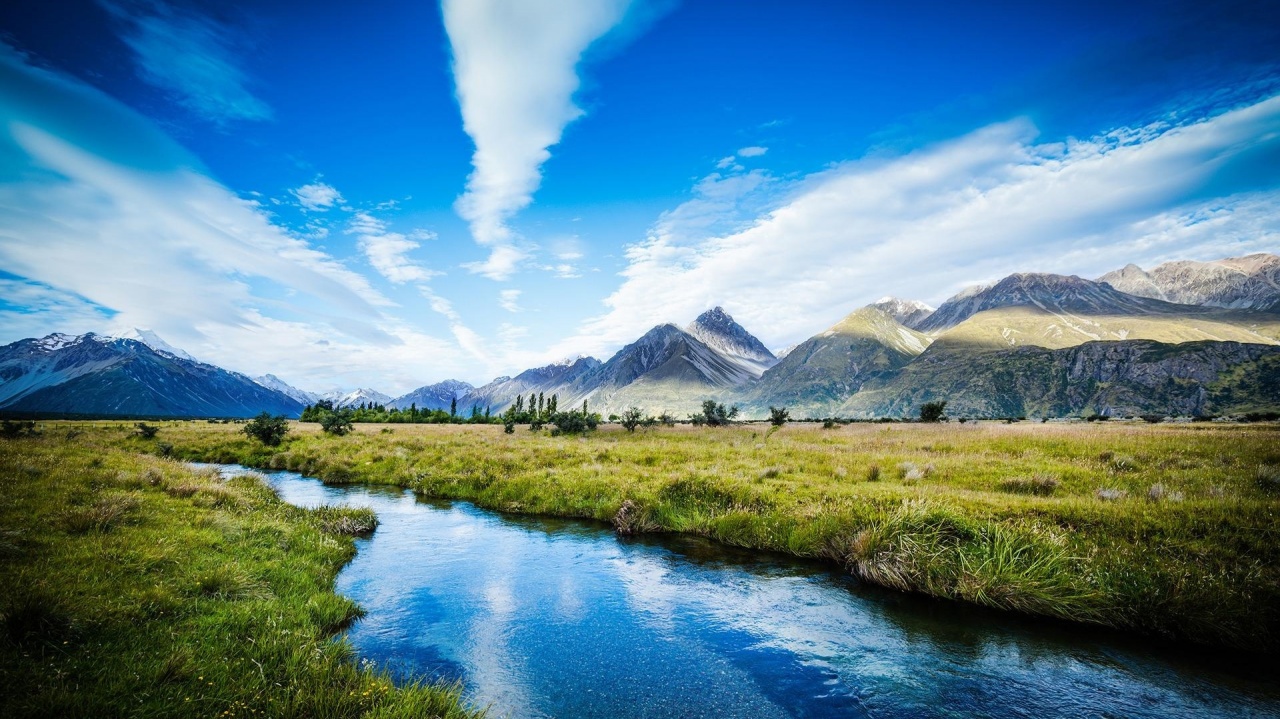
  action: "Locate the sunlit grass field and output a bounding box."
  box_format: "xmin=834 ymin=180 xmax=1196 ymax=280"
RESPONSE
xmin=112 ymin=417 xmax=1280 ymax=653
xmin=0 ymin=429 xmax=480 ymax=719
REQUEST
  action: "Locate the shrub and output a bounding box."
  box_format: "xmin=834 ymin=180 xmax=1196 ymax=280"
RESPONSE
xmin=550 ymin=410 xmax=597 ymax=435
xmin=1 ymin=420 xmax=37 ymax=439
xmin=503 ymin=420 xmax=515 ymax=434
xmin=919 ymin=401 xmax=947 ymax=423
xmin=319 ymin=410 xmax=354 ymax=436
xmin=768 ymin=406 xmax=790 ymax=427
xmin=822 ymin=419 xmax=837 ymax=429
xmin=695 ymin=400 xmax=739 ymax=427
xmin=243 ymin=413 xmax=289 ymax=446
xmin=621 ymin=407 xmax=644 ymax=432
xmin=866 ymin=464 xmax=881 ymax=482
xmin=135 ymin=422 xmax=159 ymax=439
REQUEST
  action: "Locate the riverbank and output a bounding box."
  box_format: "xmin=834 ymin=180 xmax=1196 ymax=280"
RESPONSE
xmin=115 ymin=418 xmax=1280 ymax=653
xmin=0 ymin=431 xmax=480 ymax=718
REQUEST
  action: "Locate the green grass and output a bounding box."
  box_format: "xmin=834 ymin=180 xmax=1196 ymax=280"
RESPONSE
xmin=106 ymin=417 xmax=1280 ymax=653
xmin=0 ymin=431 xmax=481 ymax=719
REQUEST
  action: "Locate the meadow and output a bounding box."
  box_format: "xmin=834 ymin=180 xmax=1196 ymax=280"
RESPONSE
xmin=0 ymin=428 xmax=480 ymax=718
xmin=125 ymin=417 xmax=1280 ymax=653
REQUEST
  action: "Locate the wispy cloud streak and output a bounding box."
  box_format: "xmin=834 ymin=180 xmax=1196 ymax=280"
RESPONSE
xmin=442 ymin=0 xmax=634 ymax=280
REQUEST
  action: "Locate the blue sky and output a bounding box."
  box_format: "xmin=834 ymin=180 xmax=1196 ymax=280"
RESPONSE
xmin=1 ymin=0 xmax=1278 ymax=393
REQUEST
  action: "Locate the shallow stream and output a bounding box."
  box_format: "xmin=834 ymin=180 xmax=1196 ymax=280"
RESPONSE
xmin=206 ymin=464 xmax=1280 ymax=719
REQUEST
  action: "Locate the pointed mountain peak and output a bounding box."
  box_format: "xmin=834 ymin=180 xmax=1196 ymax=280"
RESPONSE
xmin=118 ymin=328 xmax=196 ymax=361
xmin=686 ymin=307 xmax=775 ymax=363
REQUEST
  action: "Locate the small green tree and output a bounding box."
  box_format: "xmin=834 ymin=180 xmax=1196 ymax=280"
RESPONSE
xmin=698 ymin=400 xmax=739 ymax=427
xmin=450 ymin=397 xmax=457 ymax=417
xmin=919 ymin=401 xmax=947 ymax=423
xmin=767 ymin=406 xmax=790 ymax=427
xmin=621 ymin=406 xmax=644 ymax=432
xmin=243 ymin=413 xmax=289 ymax=446
xmin=319 ymin=409 xmax=354 ymax=436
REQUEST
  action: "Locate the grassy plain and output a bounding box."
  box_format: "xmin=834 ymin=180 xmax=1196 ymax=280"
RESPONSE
xmin=129 ymin=418 xmax=1280 ymax=653
xmin=0 ymin=430 xmax=480 ymax=718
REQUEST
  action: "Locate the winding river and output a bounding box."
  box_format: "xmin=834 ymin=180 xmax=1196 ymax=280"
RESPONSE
xmin=206 ymin=464 xmax=1280 ymax=719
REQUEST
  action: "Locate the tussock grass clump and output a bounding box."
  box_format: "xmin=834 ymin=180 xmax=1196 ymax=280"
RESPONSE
xmin=313 ymin=506 xmax=378 ymax=536
xmin=1095 ymin=488 xmax=1128 ymax=502
xmin=1 ymin=590 xmax=77 ymax=647
xmin=1256 ymin=465 xmax=1280 ymax=493
xmin=999 ymin=474 xmax=1059 ymax=496
xmin=192 ymin=566 xmax=269 ymax=601
xmin=61 ymin=493 xmax=140 ymax=533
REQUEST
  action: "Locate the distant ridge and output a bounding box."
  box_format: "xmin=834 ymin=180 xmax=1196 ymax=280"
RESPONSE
xmin=4 ymin=254 xmax=1278 ymax=420
xmin=1099 ymin=253 xmax=1280 ymax=311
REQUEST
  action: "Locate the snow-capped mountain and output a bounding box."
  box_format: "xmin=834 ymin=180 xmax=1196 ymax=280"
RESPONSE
xmin=253 ymin=374 xmax=321 ymax=405
xmin=390 ymin=380 xmax=474 ymax=411
xmin=0 ymin=333 xmax=302 ymax=417
xmin=321 ymin=388 xmax=393 ymax=408
xmin=869 ymin=297 xmax=935 ymax=329
xmin=684 ymin=307 xmax=777 ymax=378
xmin=1098 ymin=254 xmax=1280 ymax=310
xmin=117 ymin=328 xmax=197 ymax=361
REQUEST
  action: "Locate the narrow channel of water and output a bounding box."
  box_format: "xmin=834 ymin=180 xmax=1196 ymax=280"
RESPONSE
xmin=205 ymin=464 xmax=1280 ymax=719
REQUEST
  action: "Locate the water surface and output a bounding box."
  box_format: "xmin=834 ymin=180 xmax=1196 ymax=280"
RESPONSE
xmin=206 ymin=464 xmax=1280 ymax=719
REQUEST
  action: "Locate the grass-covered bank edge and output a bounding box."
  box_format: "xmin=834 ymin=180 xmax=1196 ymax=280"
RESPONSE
xmin=143 ymin=421 xmax=1280 ymax=655
xmin=0 ymin=432 xmax=482 ymax=719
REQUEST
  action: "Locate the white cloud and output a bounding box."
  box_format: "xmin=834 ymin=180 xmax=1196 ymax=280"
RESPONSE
xmin=346 ymin=211 xmax=438 ymax=284
xmin=291 ymin=181 xmax=344 ymax=211
xmin=442 ymin=0 xmax=635 ymax=279
xmin=545 ymin=95 xmax=1280 ymax=359
xmin=499 ymin=289 xmax=523 ymax=312
xmin=716 ymin=155 xmax=737 ymax=169
xmin=737 ymin=145 xmax=768 ymax=157
xmin=101 ymin=0 xmax=271 ymax=124
xmin=553 ymin=264 xmax=582 ymax=279
xmin=0 ymin=46 xmax=498 ymax=392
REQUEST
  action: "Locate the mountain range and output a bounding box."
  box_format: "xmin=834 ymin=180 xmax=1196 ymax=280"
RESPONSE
xmin=2 ymin=253 xmax=1278 ymax=420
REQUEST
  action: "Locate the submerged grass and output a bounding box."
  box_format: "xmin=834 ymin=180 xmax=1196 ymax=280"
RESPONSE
xmin=0 ymin=431 xmax=481 ymax=718
xmin=109 ymin=417 xmax=1280 ymax=653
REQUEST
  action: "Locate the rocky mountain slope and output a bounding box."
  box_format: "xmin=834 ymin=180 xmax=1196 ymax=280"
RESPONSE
xmin=461 ymin=356 xmax=600 ymax=412
xmin=684 ymin=307 xmax=778 ymax=378
xmin=0 ymin=333 xmax=302 ymax=418
xmin=742 ymin=305 xmax=930 ymax=416
xmin=1099 ymin=253 xmax=1280 ymax=310
xmin=253 ymin=374 xmax=321 ymax=406
xmin=841 ymin=340 xmax=1280 ymax=419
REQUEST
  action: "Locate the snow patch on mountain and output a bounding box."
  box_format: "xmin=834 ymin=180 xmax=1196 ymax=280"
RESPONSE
xmin=253 ymin=374 xmax=321 ymax=405
xmin=118 ymin=328 xmax=196 ymax=361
